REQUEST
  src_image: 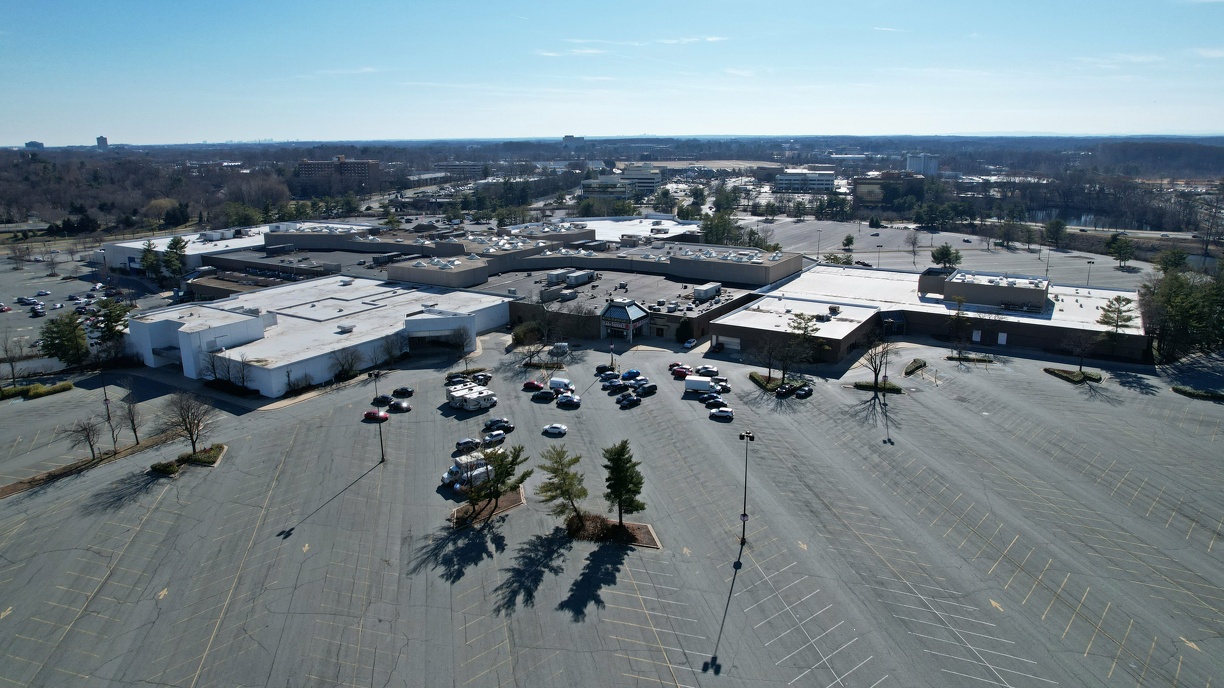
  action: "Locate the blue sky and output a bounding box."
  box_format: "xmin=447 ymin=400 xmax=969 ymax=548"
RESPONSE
xmin=3 ymin=0 xmax=1223 ymax=146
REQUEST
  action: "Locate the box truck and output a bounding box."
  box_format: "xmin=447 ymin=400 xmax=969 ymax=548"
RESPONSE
xmin=684 ymin=375 xmax=716 ymax=393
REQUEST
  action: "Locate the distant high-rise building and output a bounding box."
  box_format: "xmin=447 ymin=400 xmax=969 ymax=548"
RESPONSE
xmin=906 ymin=153 xmax=940 ymax=176
xmin=24 ymin=141 xmax=44 ymax=150
xmin=294 ymin=156 xmax=381 ymax=196
xmin=96 ymin=135 xmax=108 ymax=149
xmin=562 ymin=135 xmax=586 ymax=148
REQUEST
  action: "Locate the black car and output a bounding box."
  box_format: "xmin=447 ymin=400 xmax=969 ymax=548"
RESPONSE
xmin=615 ymin=391 xmax=636 ymax=404
xmin=619 ymin=395 xmax=642 ymax=409
xmin=775 ymin=384 xmax=796 ymax=398
xmin=854 ymin=260 xmax=872 ymax=268
xmin=392 ymin=386 xmax=414 ymax=398
xmin=532 ymin=389 xmax=557 ymax=402
xmin=483 ymin=417 xmax=515 ymax=432
xmin=711 ymin=342 xmax=725 ymax=353
xmin=794 ymin=385 xmax=813 ymax=399
xmin=697 ymin=392 xmax=721 ymax=403
xmin=445 ymin=374 xmax=469 ymax=385
xmin=472 ymin=373 xmax=493 ymax=385
xmin=373 ymin=394 xmax=394 ymax=406
xmin=705 ymin=398 xmax=729 ymax=408
xmin=596 ymin=364 xmax=615 ymax=374
xmin=602 ymin=380 xmax=629 ymax=392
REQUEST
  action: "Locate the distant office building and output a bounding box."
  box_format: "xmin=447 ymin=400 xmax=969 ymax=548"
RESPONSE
xmin=774 ymin=169 xmax=835 ymax=193
xmin=295 ymin=156 xmax=381 ymax=196
xmin=562 ymin=135 xmax=586 ymax=148
xmin=433 ymin=161 xmax=488 ymax=179
xmin=96 ymin=136 xmax=108 ymax=149
xmin=580 ymin=175 xmax=631 ymax=199
xmin=852 ymin=171 xmax=925 ymax=208
xmin=25 ymin=141 xmax=44 ymax=150
xmin=906 ymin=153 xmax=940 ymax=176
xmin=619 ymin=164 xmax=663 ymax=196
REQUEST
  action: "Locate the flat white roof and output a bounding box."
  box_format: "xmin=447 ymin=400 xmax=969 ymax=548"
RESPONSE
xmin=110 ymin=230 xmax=268 ymax=256
xmin=527 ymin=217 xmax=698 ymax=242
xmin=713 ymin=264 xmax=1141 ymax=337
xmin=134 ymin=275 xmax=512 ymax=368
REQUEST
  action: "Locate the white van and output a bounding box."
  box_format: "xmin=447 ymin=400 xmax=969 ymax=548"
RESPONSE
xmin=548 ymin=377 xmax=573 ymax=393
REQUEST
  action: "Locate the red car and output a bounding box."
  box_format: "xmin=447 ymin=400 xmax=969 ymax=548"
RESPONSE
xmin=672 ymin=367 xmax=692 ymax=378
xmin=363 ymin=409 xmax=389 ymax=422
xmin=522 ymin=380 xmax=545 ymax=391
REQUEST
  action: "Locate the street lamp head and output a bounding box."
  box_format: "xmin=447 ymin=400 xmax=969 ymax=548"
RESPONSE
xmin=739 ymin=431 xmax=755 ymax=441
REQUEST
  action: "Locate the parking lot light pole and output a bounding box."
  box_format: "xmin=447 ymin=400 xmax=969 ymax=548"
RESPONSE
xmin=1086 ymin=260 xmax=1095 ymax=286
xmin=876 ymin=244 xmax=883 ymax=267
xmin=738 ymin=431 xmax=754 ymax=545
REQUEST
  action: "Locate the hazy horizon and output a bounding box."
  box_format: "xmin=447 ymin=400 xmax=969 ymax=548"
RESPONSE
xmin=4 ymin=0 xmax=1224 ymax=147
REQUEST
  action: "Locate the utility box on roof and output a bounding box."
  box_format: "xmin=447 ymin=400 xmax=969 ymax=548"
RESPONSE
xmin=565 ymin=270 xmax=595 ymax=287
xmin=694 ymin=282 xmax=722 ymax=301
xmin=546 ymin=269 xmax=574 ymax=285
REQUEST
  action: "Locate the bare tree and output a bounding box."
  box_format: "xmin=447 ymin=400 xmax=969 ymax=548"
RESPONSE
xmin=330 ymin=347 xmax=365 ymax=380
xmin=117 ymin=377 xmax=144 ymax=444
xmin=234 ymin=352 xmax=251 ymax=389
xmin=1061 ymin=331 xmax=1097 ymax=373
xmin=63 ymin=416 xmax=103 ymax=462
xmin=859 ymin=329 xmax=899 ymax=397
xmin=448 ymin=327 xmax=476 ymax=369
xmin=159 ymin=391 xmax=219 ymax=454
xmin=7 ymin=244 xmax=32 ymax=270
xmin=1 ymin=330 xmax=29 ymax=387
xmin=904 ymin=230 xmax=921 ymax=265
xmin=104 ymin=413 xmax=121 ymax=454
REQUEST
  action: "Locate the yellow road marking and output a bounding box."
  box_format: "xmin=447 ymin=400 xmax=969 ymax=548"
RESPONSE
xmin=989 ymin=599 xmax=1003 ymax=612
xmin=302 ymin=543 xmax=310 ymax=553
xmin=157 ymin=588 xmax=168 ymax=600
xmin=798 ymin=541 xmax=807 ymax=550
xmin=1179 ymin=636 xmax=1201 ymax=652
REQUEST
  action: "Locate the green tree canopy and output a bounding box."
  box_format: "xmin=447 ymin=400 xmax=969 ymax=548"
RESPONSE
xmin=1043 ymin=219 xmax=1067 ymax=249
xmin=470 ymin=445 xmax=534 ymax=519
xmin=139 ymin=239 xmax=160 ymax=276
xmin=602 ymin=439 xmax=645 ymax=527
xmin=930 ymin=243 xmax=963 ymax=268
xmin=842 ymin=234 xmax=855 ymax=249
xmin=39 ymin=313 xmax=90 ymax=366
xmin=536 ymin=445 xmax=588 ymax=521
xmin=1108 ymin=237 xmax=1137 ymax=267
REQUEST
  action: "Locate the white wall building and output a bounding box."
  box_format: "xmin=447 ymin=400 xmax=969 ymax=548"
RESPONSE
xmin=906 ymin=153 xmax=940 ymax=176
xmin=619 ymin=164 xmax=663 ymax=196
xmin=126 ymin=275 xmax=513 ymax=398
xmin=773 ymin=169 xmax=835 ymax=193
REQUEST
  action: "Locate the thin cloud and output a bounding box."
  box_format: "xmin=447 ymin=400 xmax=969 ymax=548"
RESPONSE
xmin=1077 ymin=53 xmax=1164 ymax=68
xmin=563 ymin=36 xmax=726 ymax=47
xmin=724 ymin=68 xmax=755 ymax=77
xmin=536 ymin=48 xmax=606 ymax=57
xmin=873 ymin=27 xmax=907 ymax=32
xmin=1193 ymin=47 xmax=1224 ymax=57
xmin=295 ymin=66 xmax=382 ymax=79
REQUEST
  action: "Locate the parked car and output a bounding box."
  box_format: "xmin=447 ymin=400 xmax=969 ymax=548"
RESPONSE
xmin=962 ymin=238 xmax=973 ymax=243
xmin=615 ymin=391 xmax=637 ymax=404
xmin=709 ymin=408 xmax=735 ymax=420
xmin=523 ymin=380 xmax=545 ymax=391
xmin=556 ymin=393 xmax=582 ymax=408
xmin=543 ymin=423 xmax=568 ymax=436
xmin=455 ymin=438 xmax=481 ymax=453
xmin=629 ymin=377 xmax=651 ymax=388
xmin=619 ymin=395 xmax=642 ymax=409
xmin=775 ymin=384 xmax=796 ymax=398
xmin=717 ymin=383 xmax=732 ymax=393
xmin=373 ymin=394 xmax=394 ymax=406
xmin=602 ymin=379 xmax=629 ymax=392
xmin=68 ymin=294 xmax=81 ymax=302
xmin=0 ymin=306 xmax=10 ymax=313
xmin=695 ymin=365 xmax=719 ymax=377
xmin=389 ymin=400 xmax=412 ymax=412
xmin=682 ymin=338 xmax=698 ymax=349
xmin=482 ymin=430 xmax=506 ymax=446
xmin=472 ymin=372 xmax=492 ymax=385
xmin=445 ymin=374 xmax=469 ymax=385
xmin=392 ymin=386 xmax=414 ymax=397
xmin=705 ymin=398 xmax=729 ymax=409
xmin=598 ymin=370 xmax=620 ymax=381
xmin=667 ymin=361 xmax=686 ymax=370
xmin=854 ymin=261 xmax=872 ymax=267
xmin=35 ymin=290 xmax=51 ymax=296
xmin=483 ymin=417 xmax=514 ymax=432
xmin=620 ymin=369 xmax=641 ymax=380
xmin=698 ymin=392 xmax=722 ymax=403
xmin=637 ymin=383 xmax=658 ymax=395
xmin=532 ymin=389 xmax=558 ymax=402
xmin=870 ymin=232 xmax=880 ymax=236
xmin=711 ymin=342 xmax=725 ymax=353
xmin=51 ymin=303 xmax=64 ymax=309
xmin=672 ymin=367 xmax=691 ymax=379
xmin=364 ymin=409 xmax=389 ymax=422
xmin=595 ymin=364 xmax=616 ymax=374
xmin=795 ymin=385 xmax=813 ymax=399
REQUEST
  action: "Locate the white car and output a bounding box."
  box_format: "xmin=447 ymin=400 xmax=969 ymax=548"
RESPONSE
xmin=543 ymin=423 xmax=568 ymax=436
xmin=683 ymin=338 xmax=697 ymax=349
xmin=709 ymin=407 xmax=735 ymax=420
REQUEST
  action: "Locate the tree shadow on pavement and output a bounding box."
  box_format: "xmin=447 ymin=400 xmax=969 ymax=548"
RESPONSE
xmin=79 ymin=471 xmax=161 ymax=515
xmin=492 ymin=527 xmax=572 ymax=617
xmin=556 ymin=541 xmax=630 ymax=621
xmin=1109 ymin=370 xmax=1159 ymax=396
xmin=845 ymin=395 xmax=903 ymax=431
xmin=409 ymin=516 xmax=507 ymax=585
xmin=1078 ymin=381 xmax=1123 ymax=406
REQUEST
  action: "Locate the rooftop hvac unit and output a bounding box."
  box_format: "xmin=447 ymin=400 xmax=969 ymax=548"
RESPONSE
xmin=337 ymin=324 xmax=355 ymax=333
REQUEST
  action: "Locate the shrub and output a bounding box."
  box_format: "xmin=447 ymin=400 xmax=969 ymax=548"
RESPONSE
xmin=904 ymin=358 xmax=927 ymax=376
xmin=748 ymin=372 xmax=801 ymax=392
xmin=188 ymin=444 xmax=224 ymax=465
xmin=946 ymin=355 xmax=995 ymax=364
xmin=7 ymin=381 xmax=73 ymax=399
xmin=1172 ymin=385 xmax=1224 ymax=401
xmin=1043 ymin=368 xmax=1102 ymax=384
xmin=0 ymin=385 xmax=32 ymax=399
xmin=150 ymin=461 xmax=180 ymax=475
xmin=853 ymin=381 xmax=904 ymax=394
